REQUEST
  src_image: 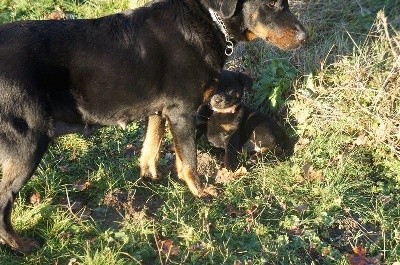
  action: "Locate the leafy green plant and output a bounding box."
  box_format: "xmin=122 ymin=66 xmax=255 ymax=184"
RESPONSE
xmin=253 ymin=59 xmax=297 ymax=113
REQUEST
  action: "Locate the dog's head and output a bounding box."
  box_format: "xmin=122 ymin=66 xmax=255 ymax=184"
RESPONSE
xmin=210 ymin=70 xmax=253 ymax=113
xmin=210 ymin=0 xmax=308 ymax=50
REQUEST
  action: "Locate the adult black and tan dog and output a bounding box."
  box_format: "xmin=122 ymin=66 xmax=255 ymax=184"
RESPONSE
xmin=0 ymin=0 xmax=307 ymax=252
xmin=197 ymin=70 xmax=292 ymax=170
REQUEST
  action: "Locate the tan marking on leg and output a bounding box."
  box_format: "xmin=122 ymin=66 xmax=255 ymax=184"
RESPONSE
xmin=173 ymin=138 xmax=203 ymax=197
xmin=173 ymin=144 xmax=183 ymax=178
xmin=140 ymin=115 xmax=166 ymax=180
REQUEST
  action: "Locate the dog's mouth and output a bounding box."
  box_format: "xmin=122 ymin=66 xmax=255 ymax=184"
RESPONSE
xmin=245 ymin=27 xmax=306 ymax=50
xmin=210 ymin=104 xmax=239 ymax=113
xmin=245 ymin=20 xmax=307 ymax=50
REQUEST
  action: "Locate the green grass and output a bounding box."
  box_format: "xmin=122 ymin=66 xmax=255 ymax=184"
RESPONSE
xmin=1 ymin=0 xmax=400 ymax=264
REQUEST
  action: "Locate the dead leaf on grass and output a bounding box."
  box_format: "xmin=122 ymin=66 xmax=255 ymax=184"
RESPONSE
xmin=157 ymin=239 xmax=180 ymax=256
xmin=216 ymin=166 xmax=248 ymax=184
xmin=287 ymin=225 xmax=304 ymax=236
xmin=353 ymin=246 xmax=367 ymax=256
xmin=73 ymin=179 xmax=91 ymax=192
xmin=67 ymin=258 xmax=79 ymax=265
xmin=245 ymin=205 xmax=258 ymax=218
xmin=48 ymin=10 xmax=65 ymax=20
xmin=348 ymin=246 xmax=382 ymax=265
xmin=301 ymin=163 xmax=323 ymax=182
xmin=30 ymin=192 xmax=41 ymax=205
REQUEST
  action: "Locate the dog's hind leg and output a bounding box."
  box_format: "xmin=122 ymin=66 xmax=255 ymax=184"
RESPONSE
xmin=140 ymin=114 xmax=166 ymax=181
xmin=0 ymin=132 xmax=50 ymax=253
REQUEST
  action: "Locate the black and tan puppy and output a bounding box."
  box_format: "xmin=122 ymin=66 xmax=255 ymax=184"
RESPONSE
xmin=0 ymin=0 xmax=306 ymax=252
xmin=197 ymin=70 xmax=292 ymax=170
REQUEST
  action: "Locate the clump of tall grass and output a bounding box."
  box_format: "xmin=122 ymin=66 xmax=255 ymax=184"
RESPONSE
xmin=291 ymin=11 xmax=400 ymax=160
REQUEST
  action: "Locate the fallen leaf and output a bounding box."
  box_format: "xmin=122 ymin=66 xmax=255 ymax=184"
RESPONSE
xmin=68 ymin=258 xmax=80 ymax=265
xmin=73 ymin=180 xmax=91 ymax=191
xmin=348 ymin=246 xmax=382 ymax=265
xmin=302 ymin=163 xmax=323 ymax=182
xmin=216 ymin=166 xmax=248 ymax=184
xmin=30 ymin=192 xmax=41 ymax=205
xmin=157 ymin=239 xmax=180 ymax=256
xmin=287 ymin=225 xmax=304 ymax=236
xmin=353 ymin=246 xmax=367 ymax=256
xmin=48 ymin=10 xmax=65 ymax=20
xmin=321 ymin=247 xmax=331 ymax=257
xmin=245 ymin=205 xmax=258 ymax=217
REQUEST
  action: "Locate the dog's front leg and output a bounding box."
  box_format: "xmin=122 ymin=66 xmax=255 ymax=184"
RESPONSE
xmin=140 ymin=114 xmax=166 ymax=180
xmin=225 ymin=132 xmax=241 ymax=171
xmin=166 ymin=109 xmax=205 ymax=197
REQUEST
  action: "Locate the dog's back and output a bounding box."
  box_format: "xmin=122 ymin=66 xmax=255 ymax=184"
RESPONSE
xmin=240 ymin=106 xmax=292 ymax=157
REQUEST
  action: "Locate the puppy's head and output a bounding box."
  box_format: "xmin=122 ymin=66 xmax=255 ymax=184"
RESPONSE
xmin=210 ymin=70 xmax=253 ymax=113
xmin=217 ymin=0 xmax=308 ymax=50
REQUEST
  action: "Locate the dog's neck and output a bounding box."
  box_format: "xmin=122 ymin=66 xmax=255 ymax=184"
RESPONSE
xmin=208 ymin=9 xmax=234 ymax=56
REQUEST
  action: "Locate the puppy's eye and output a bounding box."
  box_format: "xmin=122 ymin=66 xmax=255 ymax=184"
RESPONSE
xmin=268 ymin=0 xmax=276 ymax=8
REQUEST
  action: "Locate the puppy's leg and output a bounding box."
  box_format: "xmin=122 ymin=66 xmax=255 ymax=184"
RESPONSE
xmin=0 ymin=133 xmax=49 ymax=253
xmin=166 ymin=110 xmax=205 ymax=197
xmin=225 ymin=132 xmax=241 ymax=171
xmin=140 ymin=114 xmax=166 ymax=180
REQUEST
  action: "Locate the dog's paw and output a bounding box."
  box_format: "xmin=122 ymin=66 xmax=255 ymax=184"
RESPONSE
xmin=140 ymin=172 xmax=161 ymax=182
xmin=139 ymin=164 xmax=160 ymax=182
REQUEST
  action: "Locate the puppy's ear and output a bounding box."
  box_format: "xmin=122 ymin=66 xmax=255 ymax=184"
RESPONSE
xmin=237 ymin=72 xmax=253 ymax=90
xmin=220 ymin=0 xmax=239 ymax=18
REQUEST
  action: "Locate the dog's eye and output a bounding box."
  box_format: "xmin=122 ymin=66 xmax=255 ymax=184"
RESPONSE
xmin=268 ymin=0 xmax=277 ymax=8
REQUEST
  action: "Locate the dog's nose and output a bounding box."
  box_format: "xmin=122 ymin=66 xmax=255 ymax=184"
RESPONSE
xmin=213 ymin=97 xmax=223 ymax=104
xmin=212 ymin=95 xmax=223 ymax=103
xmin=296 ymin=25 xmax=308 ymax=44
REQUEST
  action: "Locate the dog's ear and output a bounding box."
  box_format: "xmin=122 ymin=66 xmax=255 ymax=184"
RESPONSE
xmin=220 ymin=0 xmax=239 ymax=18
xmin=237 ymin=72 xmax=253 ymax=90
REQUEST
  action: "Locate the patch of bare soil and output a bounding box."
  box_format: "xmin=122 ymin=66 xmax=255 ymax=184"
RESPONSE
xmin=90 ymin=189 xmax=163 ymax=229
xmin=197 ymin=150 xmax=221 ymax=178
xmin=324 ymin=215 xmax=381 ymax=253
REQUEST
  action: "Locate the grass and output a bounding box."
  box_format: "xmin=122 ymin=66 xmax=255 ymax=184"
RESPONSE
xmin=0 ymin=0 xmax=400 ymax=264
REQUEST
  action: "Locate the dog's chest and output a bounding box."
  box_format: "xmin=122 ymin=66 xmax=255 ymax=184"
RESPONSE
xmin=207 ymin=112 xmax=240 ymax=148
